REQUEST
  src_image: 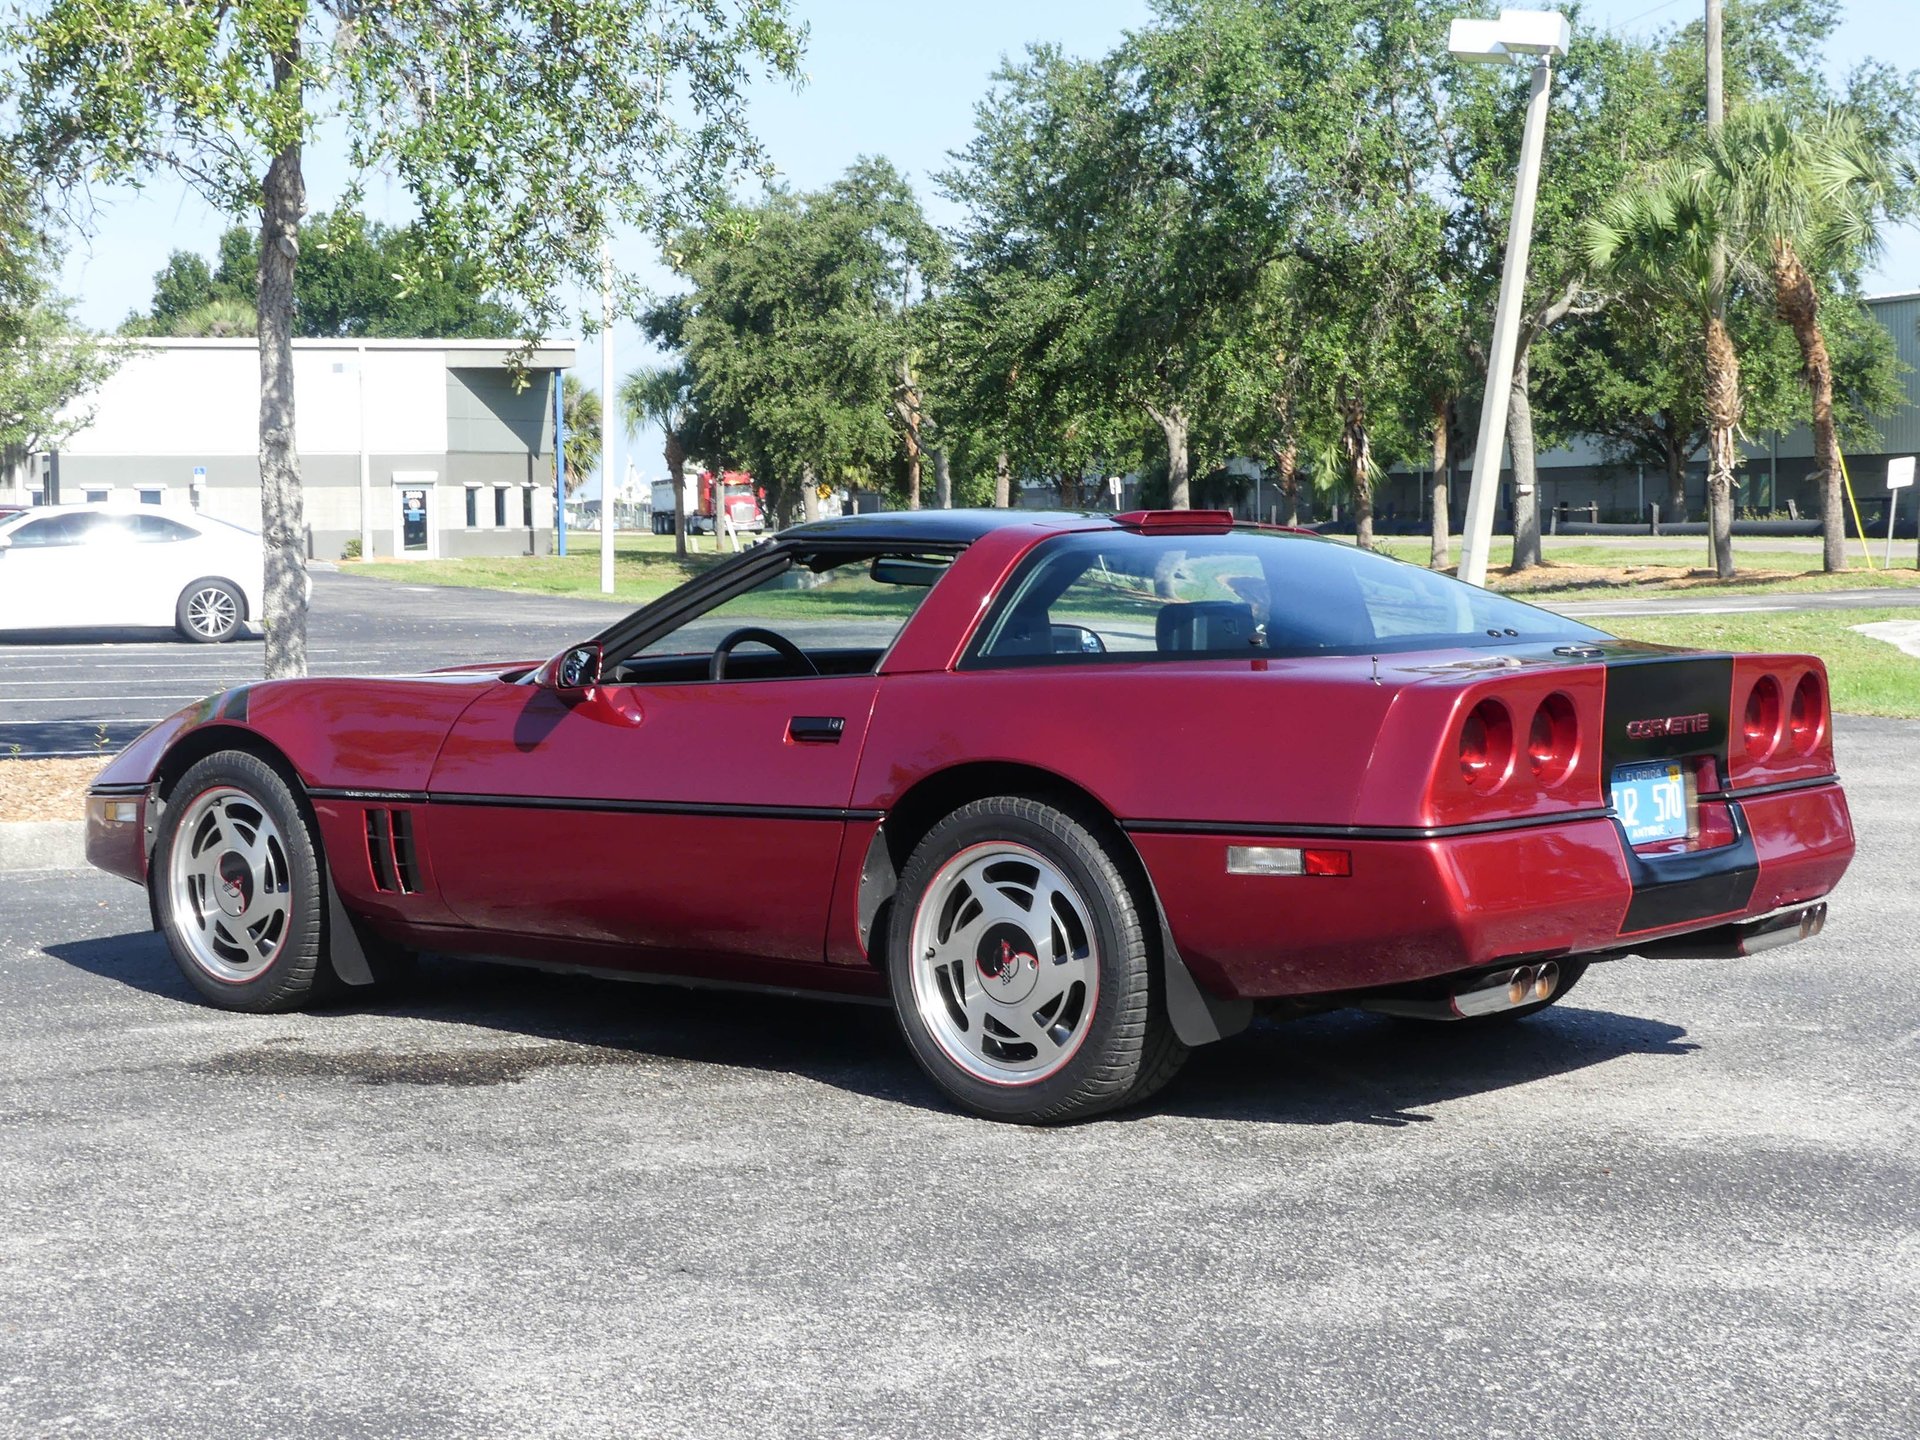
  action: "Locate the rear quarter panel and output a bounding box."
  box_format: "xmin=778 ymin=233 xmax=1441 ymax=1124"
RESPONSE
xmin=853 ymin=660 xmax=1404 ymax=827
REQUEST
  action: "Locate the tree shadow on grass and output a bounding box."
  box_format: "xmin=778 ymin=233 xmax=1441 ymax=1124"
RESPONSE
xmin=47 ymin=931 xmax=1696 ymax=1128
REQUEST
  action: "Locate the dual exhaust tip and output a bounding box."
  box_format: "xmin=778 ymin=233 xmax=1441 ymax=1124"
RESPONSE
xmin=1362 ymin=961 xmax=1560 ymax=1023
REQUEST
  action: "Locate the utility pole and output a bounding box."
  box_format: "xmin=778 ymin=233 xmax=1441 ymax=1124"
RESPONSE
xmin=599 ymin=239 xmax=616 ymax=596
xmin=1450 ymin=9 xmax=1570 ymax=589
xmin=1704 ymin=0 xmax=1732 ymax=576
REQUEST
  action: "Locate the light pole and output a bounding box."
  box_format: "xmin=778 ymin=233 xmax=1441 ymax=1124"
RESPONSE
xmin=1449 ymin=8 xmax=1570 ymax=589
xmin=599 ymin=239 xmax=617 ymax=595
xmin=355 ymin=343 xmax=371 ymax=562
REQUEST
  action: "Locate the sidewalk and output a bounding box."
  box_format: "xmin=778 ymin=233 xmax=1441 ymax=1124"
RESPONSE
xmin=0 ymin=820 xmax=86 ymax=872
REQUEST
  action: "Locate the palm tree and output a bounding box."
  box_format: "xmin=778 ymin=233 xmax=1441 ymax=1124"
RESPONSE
xmin=561 ymin=375 xmax=601 ymax=499
xmin=1705 ymin=104 xmax=1912 ymax=572
xmin=620 ymin=363 xmax=694 ymax=558
xmin=1587 ymin=164 xmax=1742 ymax=579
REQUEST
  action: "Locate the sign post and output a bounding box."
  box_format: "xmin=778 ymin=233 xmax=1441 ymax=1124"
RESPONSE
xmin=191 ymin=465 xmax=206 ymax=511
xmin=1889 ymin=456 xmax=1915 ymax=569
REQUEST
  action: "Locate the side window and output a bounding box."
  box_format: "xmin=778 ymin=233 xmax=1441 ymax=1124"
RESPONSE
xmin=128 ymin=514 xmax=198 ymax=543
xmin=977 ymin=542 xmax=1272 ymax=660
xmin=7 ymin=512 xmax=103 ymax=547
xmin=620 ymin=551 xmax=951 ymax=681
xmin=972 ymin=532 xmax=1600 ymax=666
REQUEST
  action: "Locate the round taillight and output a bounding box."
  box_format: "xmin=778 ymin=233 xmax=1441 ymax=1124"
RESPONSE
xmin=1742 ymin=675 xmax=1782 ymax=761
xmin=1527 ymin=692 xmax=1579 ymax=784
xmin=1459 ymin=699 xmax=1513 ymax=789
xmin=1790 ymin=672 xmax=1824 ymax=752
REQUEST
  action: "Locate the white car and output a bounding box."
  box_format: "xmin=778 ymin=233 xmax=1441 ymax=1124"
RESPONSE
xmin=0 ymin=505 xmax=266 ymax=643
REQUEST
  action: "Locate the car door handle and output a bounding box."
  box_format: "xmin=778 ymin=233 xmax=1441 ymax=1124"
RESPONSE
xmin=788 ymin=716 xmax=846 ymax=744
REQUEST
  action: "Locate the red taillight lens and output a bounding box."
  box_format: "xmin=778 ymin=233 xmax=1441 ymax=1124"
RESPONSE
xmin=1742 ymin=675 xmax=1782 ymax=760
xmin=1459 ymin=699 xmax=1513 ymax=789
xmin=1302 ymin=848 xmax=1351 ymax=877
xmin=1526 ymin=692 xmax=1578 ymax=784
xmin=1789 ymin=672 xmax=1824 ymax=752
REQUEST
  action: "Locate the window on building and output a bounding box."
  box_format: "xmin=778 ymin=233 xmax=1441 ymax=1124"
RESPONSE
xmin=465 ymin=486 xmax=480 ymax=528
xmin=494 ymin=486 xmax=508 ymax=527
xmin=83 ymin=487 xmax=111 ymax=504
xmin=522 ymin=485 xmax=535 ymax=527
xmin=137 ymin=487 xmax=165 ymax=506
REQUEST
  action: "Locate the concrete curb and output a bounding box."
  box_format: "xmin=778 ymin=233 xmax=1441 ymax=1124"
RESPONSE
xmin=0 ymin=820 xmax=88 ymax=873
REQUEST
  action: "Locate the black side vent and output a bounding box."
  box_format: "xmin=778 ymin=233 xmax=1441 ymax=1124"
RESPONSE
xmin=365 ymin=809 xmax=397 ymax=892
xmin=363 ymin=808 xmax=418 ymax=894
xmin=389 ymin=810 xmax=419 ymax=894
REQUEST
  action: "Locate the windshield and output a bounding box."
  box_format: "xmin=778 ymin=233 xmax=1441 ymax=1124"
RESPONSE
xmin=968 ymin=530 xmax=1607 ymax=664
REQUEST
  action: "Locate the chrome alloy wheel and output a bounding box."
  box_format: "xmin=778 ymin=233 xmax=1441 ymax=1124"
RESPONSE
xmin=166 ymin=786 xmax=296 ymax=983
xmin=185 ymin=585 xmax=239 ymax=639
xmin=908 ymin=841 xmax=1100 ymax=1086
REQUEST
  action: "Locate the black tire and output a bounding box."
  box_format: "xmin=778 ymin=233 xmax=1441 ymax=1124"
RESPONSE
xmin=152 ymin=751 xmax=327 ymax=1012
xmin=175 ymin=578 xmax=245 ymax=643
xmin=1399 ymin=959 xmax=1591 ymax=1027
xmin=886 ymin=796 xmax=1188 ymax=1123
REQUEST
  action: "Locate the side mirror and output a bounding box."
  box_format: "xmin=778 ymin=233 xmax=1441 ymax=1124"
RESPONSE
xmin=1050 ymin=624 xmax=1106 ymax=655
xmin=550 ymin=643 xmax=603 ymax=698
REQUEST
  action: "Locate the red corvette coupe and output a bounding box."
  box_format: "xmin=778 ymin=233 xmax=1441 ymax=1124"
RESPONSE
xmin=86 ymin=509 xmax=1854 ymax=1122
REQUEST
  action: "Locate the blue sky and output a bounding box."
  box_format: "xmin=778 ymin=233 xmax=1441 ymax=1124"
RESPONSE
xmin=52 ymin=0 xmax=1920 ymax=496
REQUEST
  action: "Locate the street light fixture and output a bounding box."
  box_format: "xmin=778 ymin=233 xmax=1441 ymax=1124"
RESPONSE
xmin=1449 ymin=8 xmax=1570 ymax=590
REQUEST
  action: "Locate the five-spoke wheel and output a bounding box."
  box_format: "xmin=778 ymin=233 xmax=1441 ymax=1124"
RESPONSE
xmin=886 ymin=796 xmax=1186 ymax=1123
xmin=908 ymin=842 xmax=1100 ymax=1086
xmin=154 ymin=752 xmax=327 ymax=1011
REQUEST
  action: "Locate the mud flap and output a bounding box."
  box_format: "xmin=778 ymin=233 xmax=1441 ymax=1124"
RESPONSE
xmin=1156 ymin=903 xmax=1253 ymax=1047
xmin=324 ymin=864 xmax=378 ymax=987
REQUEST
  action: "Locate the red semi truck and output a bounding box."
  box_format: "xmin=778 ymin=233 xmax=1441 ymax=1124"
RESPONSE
xmin=650 ymin=472 xmax=766 ymax=535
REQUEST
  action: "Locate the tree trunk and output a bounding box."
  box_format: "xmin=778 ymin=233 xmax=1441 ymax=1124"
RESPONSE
xmin=994 ymin=451 xmax=1011 ymax=508
xmin=664 ymin=431 xmax=688 ymax=558
xmin=257 ymin=48 xmax=307 ymax=681
xmin=1147 ymin=403 xmax=1190 ymax=509
xmin=934 ymin=447 xmax=951 ymax=509
xmin=1429 ymin=395 xmax=1451 ymax=570
xmin=1704 ymin=312 xmax=1741 ymax=580
xmin=895 ymin=359 xmax=922 ymax=510
xmin=1663 ymin=432 xmax=1687 ymax=526
xmin=1507 ymin=357 xmax=1541 ymax=572
xmin=1771 ymin=241 xmax=1845 ymax=572
xmin=1273 ymin=442 xmax=1298 ymax=527
xmin=1339 ymin=388 xmax=1373 ymax=551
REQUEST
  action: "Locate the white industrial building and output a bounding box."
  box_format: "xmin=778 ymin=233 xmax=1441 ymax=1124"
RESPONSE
xmin=10 ymin=337 xmax=575 ymax=560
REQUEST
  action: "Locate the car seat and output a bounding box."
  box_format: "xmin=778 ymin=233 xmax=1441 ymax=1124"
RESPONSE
xmin=1155 ymin=601 xmax=1259 ymax=652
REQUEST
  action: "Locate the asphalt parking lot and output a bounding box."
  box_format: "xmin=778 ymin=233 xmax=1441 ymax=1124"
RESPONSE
xmin=0 ymin=572 xmax=627 ymax=756
xmin=1 ymin=718 xmax=1914 ymax=1438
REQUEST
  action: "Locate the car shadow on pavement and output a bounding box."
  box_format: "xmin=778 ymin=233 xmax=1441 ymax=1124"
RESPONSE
xmin=1157 ymin=1006 xmax=1698 ymax=1127
xmin=49 ymin=932 xmax=1697 ymax=1126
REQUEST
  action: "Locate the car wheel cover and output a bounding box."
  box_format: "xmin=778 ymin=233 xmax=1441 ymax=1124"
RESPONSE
xmin=187 ymin=585 xmax=237 ymax=637
xmin=167 ymin=785 xmax=295 ymax=983
xmin=908 ymin=841 xmax=1100 ymax=1086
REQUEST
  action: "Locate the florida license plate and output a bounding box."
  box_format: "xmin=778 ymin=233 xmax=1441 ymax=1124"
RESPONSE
xmin=1611 ymin=761 xmax=1692 ymax=846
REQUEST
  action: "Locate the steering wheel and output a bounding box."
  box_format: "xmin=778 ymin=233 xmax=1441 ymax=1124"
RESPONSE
xmin=710 ymin=626 xmax=821 ymax=681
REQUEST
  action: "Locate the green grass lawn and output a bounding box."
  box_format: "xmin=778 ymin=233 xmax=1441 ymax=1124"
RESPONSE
xmin=1367 ymin=536 xmax=1920 ymax=598
xmin=1600 ymin=607 xmax=1920 ymax=719
xmin=353 ymin=532 xmax=722 ymax=605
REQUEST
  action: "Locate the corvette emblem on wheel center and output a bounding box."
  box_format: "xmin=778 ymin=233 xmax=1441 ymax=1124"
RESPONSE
xmin=215 ymin=852 xmax=252 ymax=917
xmin=976 ymin=922 xmax=1041 ymax=1002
